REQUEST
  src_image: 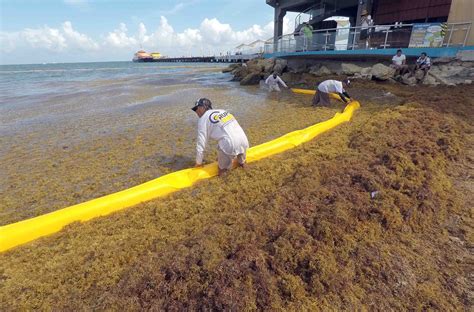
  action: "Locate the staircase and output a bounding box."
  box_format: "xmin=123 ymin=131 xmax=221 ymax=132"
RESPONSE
xmin=294 ymin=2 xmax=342 ymax=31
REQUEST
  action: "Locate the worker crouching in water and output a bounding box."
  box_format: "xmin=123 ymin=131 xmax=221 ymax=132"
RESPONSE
xmin=192 ymin=98 xmax=249 ymax=176
xmin=265 ymin=72 xmax=288 ymax=92
xmin=312 ymin=79 xmax=352 ymax=106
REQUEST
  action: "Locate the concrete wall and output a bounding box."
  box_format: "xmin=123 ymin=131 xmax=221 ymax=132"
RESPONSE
xmin=447 ymin=0 xmax=474 ymax=46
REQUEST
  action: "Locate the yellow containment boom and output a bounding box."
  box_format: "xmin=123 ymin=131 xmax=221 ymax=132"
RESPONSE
xmin=0 ymin=93 xmax=360 ymax=252
xmin=291 ymin=88 xmax=342 ymax=100
xmin=291 ymin=88 xmax=317 ymax=95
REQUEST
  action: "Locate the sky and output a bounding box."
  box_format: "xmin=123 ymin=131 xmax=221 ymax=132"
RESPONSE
xmin=0 ymin=0 xmax=298 ymax=64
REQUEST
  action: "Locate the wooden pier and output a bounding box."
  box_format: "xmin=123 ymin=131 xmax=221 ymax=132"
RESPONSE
xmin=144 ymin=54 xmax=259 ymax=63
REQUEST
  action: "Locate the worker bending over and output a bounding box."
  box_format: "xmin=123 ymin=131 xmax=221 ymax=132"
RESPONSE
xmin=265 ymin=72 xmax=288 ymax=92
xmin=313 ymin=79 xmax=352 ymax=106
xmin=192 ymin=98 xmax=249 ymax=176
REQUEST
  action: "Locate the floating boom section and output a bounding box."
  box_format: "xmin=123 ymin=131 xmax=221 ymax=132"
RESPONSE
xmin=291 ymin=88 xmax=341 ymax=99
xmin=0 ymin=93 xmax=360 ymax=253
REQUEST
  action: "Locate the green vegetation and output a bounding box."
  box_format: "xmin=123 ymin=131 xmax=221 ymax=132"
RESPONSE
xmin=0 ymin=82 xmax=472 ymax=310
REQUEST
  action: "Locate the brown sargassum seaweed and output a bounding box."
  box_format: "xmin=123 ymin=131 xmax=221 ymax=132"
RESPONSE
xmin=0 ymin=82 xmax=472 ymax=310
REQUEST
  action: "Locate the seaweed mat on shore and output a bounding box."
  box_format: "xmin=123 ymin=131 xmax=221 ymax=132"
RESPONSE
xmin=0 ymin=83 xmax=473 ymax=310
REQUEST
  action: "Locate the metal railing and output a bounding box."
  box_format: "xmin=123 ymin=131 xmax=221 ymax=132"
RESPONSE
xmin=445 ymin=22 xmax=472 ymax=47
xmin=265 ymin=22 xmax=472 ymax=54
xmin=214 ymin=54 xmax=260 ymax=62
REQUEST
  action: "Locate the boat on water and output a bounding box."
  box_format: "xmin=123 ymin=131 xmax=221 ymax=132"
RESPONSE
xmin=133 ymin=50 xmax=153 ymax=62
xmin=133 ymin=50 xmax=163 ymax=62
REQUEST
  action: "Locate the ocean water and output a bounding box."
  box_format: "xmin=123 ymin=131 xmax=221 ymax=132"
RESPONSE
xmin=0 ymin=61 xmax=230 ymax=134
xmin=0 ymin=61 xmax=244 ymax=223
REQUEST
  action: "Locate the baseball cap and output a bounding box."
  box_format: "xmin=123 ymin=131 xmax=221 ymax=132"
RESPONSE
xmin=191 ymin=98 xmax=212 ymax=111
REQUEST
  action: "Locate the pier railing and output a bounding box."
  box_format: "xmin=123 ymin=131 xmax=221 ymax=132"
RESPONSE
xmin=265 ymin=22 xmax=472 ymax=54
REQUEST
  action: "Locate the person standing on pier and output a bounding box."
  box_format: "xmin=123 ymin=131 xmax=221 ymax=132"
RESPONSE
xmin=359 ymin=9 xmax=373 ymax=49
xmin=265 ymin=72 xmax=288 ymax=92
xmin=300 ymin=22 xmax=314 ymax=51
xmin=192 ymin=98 xmax=249 ymax=176
xmin=312 ymin=79 xmax=352 ymax=106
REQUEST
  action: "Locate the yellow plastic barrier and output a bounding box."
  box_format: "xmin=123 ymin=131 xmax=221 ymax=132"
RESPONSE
xmin=291 ymin=88 xmax=342 ymax=100
xmin=291 ymin=88 xmax=317 ymax=95
xmin=0 ymin=95 xmax=360 ymax=252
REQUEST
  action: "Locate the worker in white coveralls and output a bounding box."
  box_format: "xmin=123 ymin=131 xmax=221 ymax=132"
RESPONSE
xmin=265 ymin=72 xmax=288 ymax=92
xmin=192 ymin=98 xmax=249 ymax=176
xmin=312 ymin=79 xmax=352 ymax=106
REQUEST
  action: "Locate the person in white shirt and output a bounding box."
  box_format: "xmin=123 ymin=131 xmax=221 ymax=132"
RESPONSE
xmin=390 ymin=49 xmax=409 ymax=76
xmin=192 ymin=98 xmax=249 ymax=176
xmin=359 ymin=9 xmax=373 ymax=48
xmin=312 ymin=79 xmax=352 ymax=106
xmin=265 ymin=72 xmax=288 ymax=92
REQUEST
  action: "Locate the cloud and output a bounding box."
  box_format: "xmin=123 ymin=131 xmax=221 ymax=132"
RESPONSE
xmin=199 ymin=18 xmax=233 ymax=44
xmin=158 ymin=0 xmax=200 ymax=15
xmin=104 ymin=23 xmax=138 ymax=48
xmin=21 ymin=26 xmax=67 ymax=51
xmin=161 ymin=3 xmax=185 ymax=15
xmin=0 ymin=21 xmax=98 ymax=53
xmin=1 ymin=14 xmax=297 ymax=63
xmin=0 ymin=32 xmax=22 ymax=53
xmin=156 ymin=15 xmax=294 ymax=54
xmin=62 ymin=21 xmax=99 ymax=50
xmin=139 ymin=15 xmax=288 ymax=54
xmin=137 ymin=22 xmax=149 ymax=44
xmin=177 ymin=28 xmax=203 ymax=46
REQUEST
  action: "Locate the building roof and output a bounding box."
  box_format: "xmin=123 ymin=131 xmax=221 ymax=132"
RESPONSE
xmin=266 ymin=0 xmax=358 ymax=12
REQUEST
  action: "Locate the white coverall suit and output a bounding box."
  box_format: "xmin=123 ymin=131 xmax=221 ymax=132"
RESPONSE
xmin=265 ymin=75 xmax=288 ymax=92
xmin=196 ymin=109 xmax=249 ymax=170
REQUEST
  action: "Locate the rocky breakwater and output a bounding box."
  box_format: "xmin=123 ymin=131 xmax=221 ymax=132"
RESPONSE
xmin=223 ymin=56 xmax=474 ymax=88
xmin=222 ymin=58 xmax=288 ymax=85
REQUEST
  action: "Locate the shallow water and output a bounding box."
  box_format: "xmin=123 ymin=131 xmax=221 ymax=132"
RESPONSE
xmin=1 ymin=62 xmax=338 ymax=225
